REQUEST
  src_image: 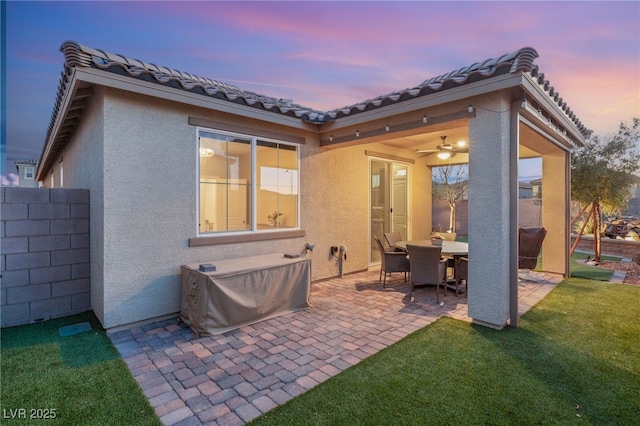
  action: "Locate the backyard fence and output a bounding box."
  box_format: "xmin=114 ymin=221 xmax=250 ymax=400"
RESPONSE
xmin=1 ymin=187 xmax=90 ymax=327
xmin=432 ymin=199 xmax=542 ymax=235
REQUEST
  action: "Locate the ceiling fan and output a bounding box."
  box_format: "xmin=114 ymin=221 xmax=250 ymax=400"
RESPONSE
xmin=416 ymin=136 xmax=468 ymax=159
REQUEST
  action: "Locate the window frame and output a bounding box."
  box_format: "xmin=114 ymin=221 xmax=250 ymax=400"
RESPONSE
xmin=25 ymin=166 xmax=35 ymax=180
xmin=196 ymin=127 xmax=300 ymax=238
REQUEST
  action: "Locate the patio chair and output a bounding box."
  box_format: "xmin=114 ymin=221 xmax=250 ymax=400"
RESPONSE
xmin=374 ymin=236 xmax=410 ymax=287
xmin=454 ymin=256 xmax=468 ymax=296
xmin=518 ymin=227 xmax=547 ymax=269
xmin=383 ymin=231 xmax=403 ymax=251
xmin=432 ymin=232 xmax=457 ymax=276
xmin=405 ymin=244 xmax=447 ymax=303
xmin=432 ymin=231 xmax=457 ymax=241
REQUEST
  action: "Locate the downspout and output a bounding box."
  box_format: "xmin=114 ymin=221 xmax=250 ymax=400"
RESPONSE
xmin=509 ymin=102 xmax=520 ymax=327
xmin=565 ymin=151 xmax=571 ymax=277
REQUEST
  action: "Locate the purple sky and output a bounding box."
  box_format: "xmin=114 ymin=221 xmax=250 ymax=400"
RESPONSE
xmin=3 ymin=1 xmax=639 ymax=182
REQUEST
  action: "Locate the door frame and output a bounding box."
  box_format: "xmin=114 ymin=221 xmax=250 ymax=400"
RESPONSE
xmin=368 ymin=156 xmax=412 ymax=265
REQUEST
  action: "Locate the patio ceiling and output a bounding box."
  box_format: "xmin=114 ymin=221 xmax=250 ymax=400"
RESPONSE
xmin=367 ymin=119 xmax=543 ymax=166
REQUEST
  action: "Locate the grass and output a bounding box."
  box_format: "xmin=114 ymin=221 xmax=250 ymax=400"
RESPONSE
xmin=251 ymin=278 xmax=640 ymax=425
xmin=0 ymin=311 xmax=161 ymax=425
xmin=570 ymin=251 xmax=619 ymax=281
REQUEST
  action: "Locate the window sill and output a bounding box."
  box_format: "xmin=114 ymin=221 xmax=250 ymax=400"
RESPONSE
xmin=189 ymin=229 xmax=306 ymax=247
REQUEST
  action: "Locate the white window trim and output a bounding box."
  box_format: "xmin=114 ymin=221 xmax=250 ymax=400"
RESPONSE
xmin=25 ymin=166 xmax=35 ymax=180
xmin=196 ymin=127 xmax=300 ymax=237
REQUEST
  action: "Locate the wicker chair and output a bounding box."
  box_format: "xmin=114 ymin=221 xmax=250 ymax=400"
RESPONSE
xmin=432 ymin=231 xmax=457 ymax=241
xmin=374 ymin=236 xmax=410 ymax=287
xmin=454 ymin=257 xmax=468 ymax=296
xmin=406 ymin=244 xmax=447 ymax=303
xmin=383 ymin=232 xmax=403 ymax=251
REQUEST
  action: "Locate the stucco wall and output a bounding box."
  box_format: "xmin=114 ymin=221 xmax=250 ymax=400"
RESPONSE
xmin=67 ymin=89 xmax=423 ymax=328
xmin=46 ymin=86 xmax=435 ymax=329
xmin=44 ymin=89 xmax=106 ymax=323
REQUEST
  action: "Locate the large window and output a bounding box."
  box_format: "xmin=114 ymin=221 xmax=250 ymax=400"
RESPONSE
xmin=198 ymin=129 xmax=299 ymax=234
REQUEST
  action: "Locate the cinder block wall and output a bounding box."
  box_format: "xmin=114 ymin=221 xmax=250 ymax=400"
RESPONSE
xmin=1 ymin=187 xmax=90 ymax=327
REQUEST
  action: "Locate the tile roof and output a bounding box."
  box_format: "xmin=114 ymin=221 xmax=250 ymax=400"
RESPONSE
xmin=323 ymin=47 xmax=589 ymax=137
xmin=60 ymin=40 xmax=327 ymax=123
xmin=14 ymin=159 xmax=39 ymax=166
xmin=56 ymin=41 xmax=588 ymax=135
xmin=40 ymin=41 xmax=590 ymax=178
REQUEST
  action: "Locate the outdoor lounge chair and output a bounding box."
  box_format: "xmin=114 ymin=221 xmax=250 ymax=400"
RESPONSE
xmin=518 ymin=227 xmax=547 ymax=269
xmin=374 ymin=236 xmax=410 ymax=287
xmin=405 ymin=244 xmax=447 ymax=303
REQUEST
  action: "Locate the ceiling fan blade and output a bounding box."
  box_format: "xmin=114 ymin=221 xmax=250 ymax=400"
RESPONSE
xmin=416 ymin=149 xmax=439 ymax=153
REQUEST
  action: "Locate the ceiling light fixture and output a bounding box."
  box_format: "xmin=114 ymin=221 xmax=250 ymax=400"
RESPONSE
xmin=416 ymin=135 xmax=469 ymax=159
xmin=199 ymin=148 xmax=215 ymax=157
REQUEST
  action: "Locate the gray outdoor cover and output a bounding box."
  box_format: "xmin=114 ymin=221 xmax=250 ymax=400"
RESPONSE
xmin=180 ymin=253 xmax=311 ymax=336
xmin=518 ymin=227 xmax=547 ymax=269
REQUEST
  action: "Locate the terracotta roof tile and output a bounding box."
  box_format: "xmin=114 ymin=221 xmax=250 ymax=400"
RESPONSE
xmin=42 ymin=42 xmax=589 ymax=174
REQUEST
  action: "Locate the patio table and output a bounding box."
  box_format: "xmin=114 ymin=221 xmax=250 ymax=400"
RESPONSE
xmin=396 ymin=240 xmax=469 ymax=293
xmin=395 ymin=240 xmax=468 ymax=256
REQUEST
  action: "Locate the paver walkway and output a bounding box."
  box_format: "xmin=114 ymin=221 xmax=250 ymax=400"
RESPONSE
xmin=109 ymin=269 xmax=561 ymax=426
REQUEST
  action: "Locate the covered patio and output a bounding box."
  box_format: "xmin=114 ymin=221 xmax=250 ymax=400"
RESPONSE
xmin=315 ymin=47 xmax=589 ymax=329
xmin=110 ymin=270 xmax=561 ymax=425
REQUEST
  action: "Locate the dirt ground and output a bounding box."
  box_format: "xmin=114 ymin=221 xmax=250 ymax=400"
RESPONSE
xmin=598 ymin=261 xmax=640 ymax=286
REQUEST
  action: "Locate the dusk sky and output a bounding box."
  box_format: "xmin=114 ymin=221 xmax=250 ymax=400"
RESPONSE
xmin=2 ymin=1 xmax=639 ymax=182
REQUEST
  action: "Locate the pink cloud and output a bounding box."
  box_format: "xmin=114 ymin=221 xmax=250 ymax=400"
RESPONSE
xmin=1 ymin=174 xmax=20 ymax=187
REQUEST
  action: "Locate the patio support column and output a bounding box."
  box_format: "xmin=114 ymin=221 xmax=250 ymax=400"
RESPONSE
xmin=467 ymin=94 xmax=516 ymax=329
xmin=541 ymin=152 xmax=570 ymax=276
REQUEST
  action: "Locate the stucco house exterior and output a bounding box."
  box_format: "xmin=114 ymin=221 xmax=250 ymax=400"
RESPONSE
xmin=36 ymin=41 xmax=589 ymax=330
xmin=15 ymin=160 xmax=39 ymax=188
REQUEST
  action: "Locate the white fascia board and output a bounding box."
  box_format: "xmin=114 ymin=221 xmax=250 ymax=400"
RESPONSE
xmin=74 ymin=68 xmax=317 ymax=132
xmin=321 ymin=73 xmax=525 ymax=131
xmin=521 ymin=75 xmax=586 ymax=144
xmin=519 ymin=115 xmax=573 ymax=152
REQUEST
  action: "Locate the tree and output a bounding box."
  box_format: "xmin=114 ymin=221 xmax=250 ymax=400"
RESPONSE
xmin=571 ymin=118 xmax=640 ymax=262
xmin=432 ymin=164 xmax=469 ymax=233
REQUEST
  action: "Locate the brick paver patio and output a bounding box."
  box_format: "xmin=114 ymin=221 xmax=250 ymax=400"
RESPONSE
xmin=108 ymin=269 xmax=562 ymax=426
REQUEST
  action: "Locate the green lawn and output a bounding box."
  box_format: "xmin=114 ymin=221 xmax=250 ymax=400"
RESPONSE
xmin=251 ymin=278 xmax=640 ymax=425
xmin=0 ymin=311 xmax=161 ymax=425
xmin=570 ymin=251 xmax=619 ymax=281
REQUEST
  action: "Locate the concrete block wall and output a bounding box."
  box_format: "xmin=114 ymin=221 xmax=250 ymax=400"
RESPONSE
xmin=571 ymin=234 xmax=640 ymax=259
xmin=1 ymin=187 xmax=90 ymax=327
